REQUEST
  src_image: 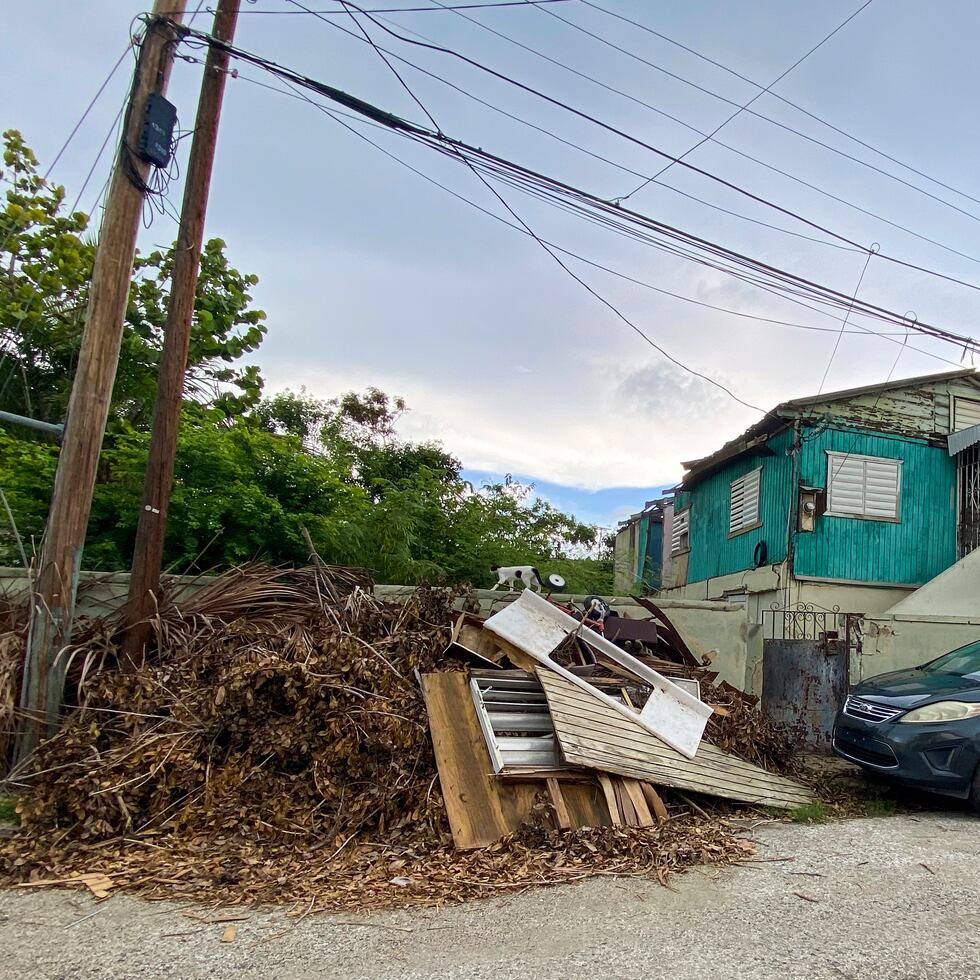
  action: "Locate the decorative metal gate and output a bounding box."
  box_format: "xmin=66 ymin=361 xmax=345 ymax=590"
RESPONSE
xmin=761 ymin=605 xmax=863 ymax=749
xmin=958 ymin=444 xmax=980 ymax=558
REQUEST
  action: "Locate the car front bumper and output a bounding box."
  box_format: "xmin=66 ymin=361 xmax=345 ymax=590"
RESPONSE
xmin=832 ymin=710 xmax=980 ymax=799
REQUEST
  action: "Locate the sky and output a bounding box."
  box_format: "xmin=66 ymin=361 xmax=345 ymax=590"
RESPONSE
xmin=4 ymin=0 xmax=980 ymax=531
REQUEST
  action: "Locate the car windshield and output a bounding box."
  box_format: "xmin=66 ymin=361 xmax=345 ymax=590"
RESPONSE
xmin=921 ymin=640 xmax=980 ymax=678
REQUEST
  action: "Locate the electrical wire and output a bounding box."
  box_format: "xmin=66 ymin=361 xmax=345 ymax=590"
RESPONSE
xmin=581 ymin=0 xmax=980 ymax=214
xmin=236 ymin=68 xmax=966 ymax=373
xmin=69 ymin=97 xmax=128 ymax=215
xmin=321 ymin=8 xmax=863 ymax=254
xmin=0 ymin=44 xmax=134 ymax=260
xmin=332 ymin=1 xmax=768 ymax=412
xmin=816 ymin=245 xmax=878 ymax=395
xmin=618 ymin=0 xmax=874 ymax=201
xmin=536 ymin=0 xmax=980 ymax=227
xmin=177 ymin=21 xmax=980 ymax=353
xmin=227 ymin=0 xmax=571 ymax=9
xmin=42 ymin=44 xmax=134 ymax=182
xmin=312 ymin=0 xmax=980 ymax=290
xmin=393 ymin=0 xmax=980 ymax=269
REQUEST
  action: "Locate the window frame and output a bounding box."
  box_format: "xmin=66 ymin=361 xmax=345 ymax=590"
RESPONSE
xmin=952 ymin=395 xmax=980 ymax=433
xmin=728 ymin=465 xmax=763 ymax=538
xmin=670 ymin=508 xmax=690 ymax=555
xmin=825 ymin=450 xmax=902 ymax=523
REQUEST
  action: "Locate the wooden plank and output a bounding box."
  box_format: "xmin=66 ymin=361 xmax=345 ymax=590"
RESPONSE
xmin=501 ymin=774 xmax=612 ymax=827
xmin=539 ymin=672 xmax=813 ymax=809
xmin=641 ymin=782 xmax=669 ymax=824
xmin=549 ymin=707 xmax=801 ymax=792
xmin=622 ymin=778 xmax=655 ymax=827
xmin=546 ymin=778 xmax=572 ymax=829
xmin=561 ymin=781 xmax=612 ymax=828
xmin=497 ymin=769 xmax=593 ymax=782
xmin=422 ymin=672 xmax=539 ymax=848
xmin=541 ymin=681 xmax=808 ymax=788
xmin=612 ymin=777 xmax=637 ymax=826
xmin=597 ymin=774 xmax=622 ymax=826
xmin=554 ymin=717 xmax=811 ymax=805
xmin=490 ymin=635 xmax=539 ymax=672
xmin=542 ymin=689 xmax=805 ymax=789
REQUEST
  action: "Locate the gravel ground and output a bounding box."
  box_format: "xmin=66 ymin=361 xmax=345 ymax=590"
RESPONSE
xmin=1 ymin=811 xmax=978 ymax=980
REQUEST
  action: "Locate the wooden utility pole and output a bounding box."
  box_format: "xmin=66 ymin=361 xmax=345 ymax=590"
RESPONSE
xmin=124 ymin=0 xmax=241 ymax=657
xmin=18 ymin=1 xmax=187 ymax=760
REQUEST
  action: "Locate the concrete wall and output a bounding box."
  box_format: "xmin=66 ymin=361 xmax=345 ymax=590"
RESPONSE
xmin=853 ymin=613 xmax=980 ymax=684
xmin=665 ymin=562 xmax=914 ymax=625
xmin=884 ymin=547 xmax=980 ymax=618
xmin=0 ymin=567 xmax=207 ymax=618
xmin=1 ymin=568 xmax=757 ymax=695
xmin=612 ymin=527 xmax=635 ymax=594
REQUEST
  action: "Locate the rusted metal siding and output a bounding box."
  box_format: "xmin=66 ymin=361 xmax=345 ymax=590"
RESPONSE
xmin=794 ymin=427 xmax=957 ymax=584
xmin=762 ymin=637 xmax=848 ymax=747
xmin=681 ymin=428 xmax=795 ymax=583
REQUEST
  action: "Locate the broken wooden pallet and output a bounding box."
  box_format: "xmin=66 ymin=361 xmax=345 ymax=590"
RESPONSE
xmin=421 ymin=672 xmax=613 ymax=847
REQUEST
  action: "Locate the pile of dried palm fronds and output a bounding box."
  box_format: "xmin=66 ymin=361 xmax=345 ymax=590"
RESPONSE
xmin=7 ymin=566 xmax=451 ymax=847
xmin=701 ymin=682 xmax=806 ymax=777
xmin=0 ymin=564 xmax=768 ymax=909
xmin=0 ymin=590 xmax=29 ymax=769
xmin=3 ymin=812 xmax=753 ymax=910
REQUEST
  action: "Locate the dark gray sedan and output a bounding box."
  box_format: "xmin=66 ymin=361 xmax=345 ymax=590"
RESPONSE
xmin=833 ymin=639 xmax=980 ymax=809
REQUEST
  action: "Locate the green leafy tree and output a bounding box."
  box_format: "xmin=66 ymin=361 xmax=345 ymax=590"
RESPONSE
xmin=0 ymin=129 xmax=611 ymax=591
xmin=0 ymin=129 xmax=266 ymax=425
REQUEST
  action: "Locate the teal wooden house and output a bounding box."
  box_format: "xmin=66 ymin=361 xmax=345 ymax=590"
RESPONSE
xmin=663 ymin=370 xmax=980 ymax=621
xmin=613 ymin=500 xmax=665 ymax=593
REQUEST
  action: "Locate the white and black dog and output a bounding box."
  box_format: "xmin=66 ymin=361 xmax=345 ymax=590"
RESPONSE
xmin=489 ymin=564 xmax=545 ymax=592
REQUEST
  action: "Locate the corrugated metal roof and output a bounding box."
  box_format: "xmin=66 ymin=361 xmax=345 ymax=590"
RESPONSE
xmin=948 ymin=420 xmax=980 ymax=456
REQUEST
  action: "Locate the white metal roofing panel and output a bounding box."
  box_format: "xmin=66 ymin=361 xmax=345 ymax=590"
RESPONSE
xmin=949 ymin=420 xmax=980 ymax=456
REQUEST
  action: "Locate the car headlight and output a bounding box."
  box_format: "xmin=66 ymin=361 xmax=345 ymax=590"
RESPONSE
xmin=899 ymin=701 xmax=980 ymax=724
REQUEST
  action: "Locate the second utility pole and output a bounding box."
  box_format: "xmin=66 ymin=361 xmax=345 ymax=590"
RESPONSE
xmin=124 ymin=0 xmax=241 ymax=657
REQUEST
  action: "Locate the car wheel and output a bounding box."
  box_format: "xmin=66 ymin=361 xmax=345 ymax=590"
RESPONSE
xmin=969 ymin=765 xmax=980 ymax=814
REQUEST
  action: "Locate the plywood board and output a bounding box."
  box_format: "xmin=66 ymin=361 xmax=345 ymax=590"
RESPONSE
xmin=538 ymin=671 xmax=814 ymax=809
xmin=421 ymin=672 xmax=537 ymax=849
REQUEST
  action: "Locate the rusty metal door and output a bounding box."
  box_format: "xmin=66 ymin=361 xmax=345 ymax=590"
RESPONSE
xmin=762 ymin=637 xmax=849 ymax=748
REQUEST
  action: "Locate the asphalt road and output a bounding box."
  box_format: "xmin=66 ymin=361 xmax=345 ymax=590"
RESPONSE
xmin=2 ymin=812 xmax=978 ymax=979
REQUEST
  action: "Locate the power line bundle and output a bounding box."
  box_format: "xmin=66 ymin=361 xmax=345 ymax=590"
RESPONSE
xmin=175 ymin=22 xmax=980 ymax=362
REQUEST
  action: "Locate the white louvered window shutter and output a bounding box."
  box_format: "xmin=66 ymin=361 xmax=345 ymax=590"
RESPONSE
xmin=827 ymin=452 xmax=901 ymax=520
xmin=953 ymin=397 xmax=980 ymax=432
xmin=729 ymin=467 xmax=761 ymax=534
xmin=671 ymin=509 xmax=689 ymax=553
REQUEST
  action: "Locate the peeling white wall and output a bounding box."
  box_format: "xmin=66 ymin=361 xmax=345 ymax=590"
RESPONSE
xmin=854 ymin=613 xmax=980 ymax=683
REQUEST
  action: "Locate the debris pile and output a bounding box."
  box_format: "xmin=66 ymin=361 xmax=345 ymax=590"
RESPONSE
xmin=0 ymin=566 xmax=811 ymax=910
xmin=0 ymin=592 xmax=28 ymax=768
